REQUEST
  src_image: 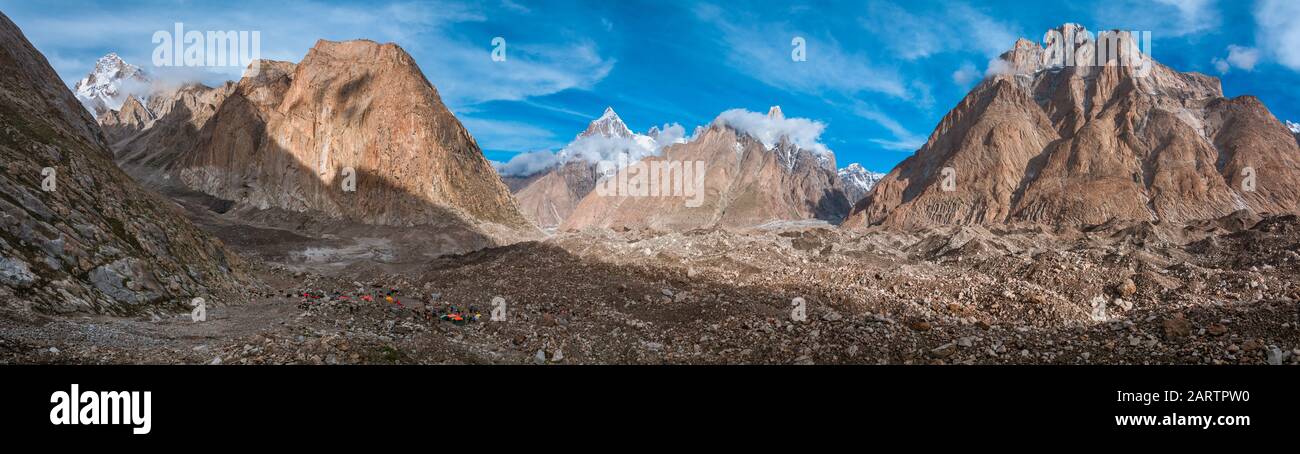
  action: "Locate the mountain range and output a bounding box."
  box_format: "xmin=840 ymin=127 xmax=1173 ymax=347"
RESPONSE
xmin=8 ymin=16 xmax=1300 ymax=316
xmin=77 ymin=40 xmax=537 ymax=248
xmin=561 ymin=106 xmax=852 ymax=230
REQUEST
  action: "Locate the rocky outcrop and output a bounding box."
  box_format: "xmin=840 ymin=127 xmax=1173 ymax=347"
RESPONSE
xmin=0 ymin=12 xmax=247 ymax=314
xmin=145 ymin=40 xmax=534 ymax=237
xmin=562 ymin=109 xmax=851 ymax=231
xmin=846 ymin=24 xmax=1300 ymax=229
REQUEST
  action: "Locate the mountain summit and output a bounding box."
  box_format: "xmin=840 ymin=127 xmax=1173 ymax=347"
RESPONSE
xmin=838 ymin=163 xmax=885 ymax=206
xmin=582 ymin=106 xmax=635 ymax=139
xmin=73 ymin=52 xmax=150 ymax=116
xmin=845 ymin=24 xmax=1300 ymax=228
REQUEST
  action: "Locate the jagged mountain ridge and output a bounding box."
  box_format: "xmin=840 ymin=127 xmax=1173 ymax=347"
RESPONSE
xmin=838 ymin=163 xmax=885 ymax=206
xmin=562 ymin=107 xmax=851 ymax=231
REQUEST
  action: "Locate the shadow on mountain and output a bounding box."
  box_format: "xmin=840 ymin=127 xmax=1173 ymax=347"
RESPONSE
xmin=111 ymin=87 xmax=505 ymax=274
xmin=812 ymin=186 xmax=851 ymax=225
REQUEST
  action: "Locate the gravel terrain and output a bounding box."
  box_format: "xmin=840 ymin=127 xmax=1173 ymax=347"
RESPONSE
xmin=3 ymin=210 xmax=1299 ymax=365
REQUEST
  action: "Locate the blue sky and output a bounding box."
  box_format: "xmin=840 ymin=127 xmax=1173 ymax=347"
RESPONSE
xmin=2 ymin=0 xmax=1298 ymax=173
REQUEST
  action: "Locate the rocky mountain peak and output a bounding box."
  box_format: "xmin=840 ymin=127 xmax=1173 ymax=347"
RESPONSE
xmin=838 ymin=163 xmax=885 ymax=205
xmin=846 ymin=23 xmax=1300 ymax=229
xmin=73 ymin=52 xmax=150 ymax=116
xmin=767 ymin=105 xmax=785 ymax=119
xmin=581 ymin=106 xmax=634 ymax=139
xmin=167 ymin=38 xmax=533 ymax=237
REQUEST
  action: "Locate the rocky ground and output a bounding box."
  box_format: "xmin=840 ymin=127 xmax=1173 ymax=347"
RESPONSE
xmin=3 ymin=209 xmax=1299 ymax=365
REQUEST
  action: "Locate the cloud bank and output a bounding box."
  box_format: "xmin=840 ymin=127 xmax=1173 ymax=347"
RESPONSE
xmin=713 ymin=108 xmax=831 ymax=155
xmin=495 ymin=123 xmax=686 ymax=176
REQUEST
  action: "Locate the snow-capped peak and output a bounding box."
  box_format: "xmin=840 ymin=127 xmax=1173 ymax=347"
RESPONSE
xmin=581 ymin=106 xmax=635 ymax=139
xmin=74 ymin=52 xmax=150 ymax=116
xmin=1287 ymin=120 xmax=1299 ymax=135
xmin=767 ymin=105 xmax=784 ymax=120
xmin=838 ymin=163 xmax=886 ymax=205
xmin=494 ymin=107 xmax=688 ymax=177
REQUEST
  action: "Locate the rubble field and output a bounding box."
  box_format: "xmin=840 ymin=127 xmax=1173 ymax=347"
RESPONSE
xmin=3 ymin=211 xmax=1299 ymax=365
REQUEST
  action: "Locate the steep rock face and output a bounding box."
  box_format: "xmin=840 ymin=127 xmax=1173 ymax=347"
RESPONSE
xmin=0 ymin=12 xmax=246 ymax=314
xmin=97 ymin=94 xmax=154 ymax=144
xmin=110 ymin=82 xmax=236 ymax=184
xmin=846 ymin=24 xmax=1300 ymax=229
xmin=172 ymin=40 xmax=531 ymax=233
xmin=562 ymin=122 xmax=850 ymax=231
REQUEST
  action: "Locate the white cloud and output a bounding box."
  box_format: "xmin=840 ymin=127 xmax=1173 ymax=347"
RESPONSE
xmin=952 ymin=62 xmax=980 ymax=86
xmin=495 ymin=122 xmax=687 ymax=176
xmin=694 ymin=4 xmax=912 ymax=101
xmin=984 ymin=57 xmax=1013 ymax=77
xmin=713 ymin=108 xmax=832 ymax=155
xmin=1254 ymin=0 xmax=1300 ymax=72
xmin=493 ymin=150 xmax=564 ymax=176
xmin=1212 ymin=58 xmax=1231 ymax=74
xmin=1228 ymin=45 xmax=1261 ymax=70
xmin=1093 ymin=0 xmax=1218 ymax=38
xmin=863 ymin=2 xmax=1019 ymax=61
xmin=499 ymin=0 xmax=531 ymax=14
xmin=1213 ymin=45 xmax=1260 ymax=73
xmin=431 ymin=40 xmax=615 ymax=106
